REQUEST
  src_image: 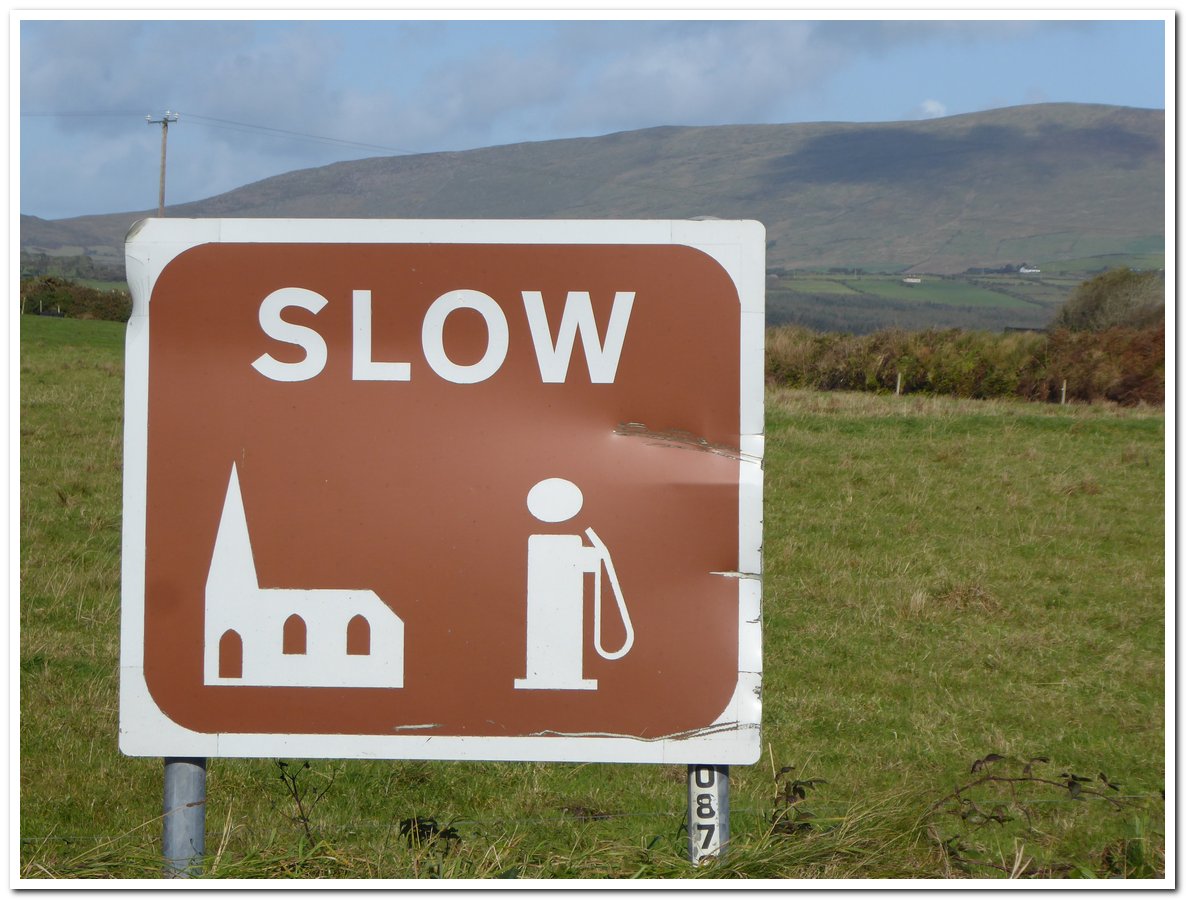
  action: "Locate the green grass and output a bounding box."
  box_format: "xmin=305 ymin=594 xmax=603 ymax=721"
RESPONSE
xmin=766 ymin=271 xmax=1066 ymax=332
xmin=773 ymin=269 xmax=1143 ymax=308
xmin=777 ymin=273 xmax=1043 ymax=310
xmin=19 ymin=316 xmax=1165 ymax=880
xmin=851 ymin=276 xmax=1033 ymax=308
xmin=780 ymin=277 xmax=864 ymax=296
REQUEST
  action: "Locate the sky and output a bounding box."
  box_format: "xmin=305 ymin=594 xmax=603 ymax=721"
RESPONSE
xmin=15 ymin=13 xmax=1170 ymax=221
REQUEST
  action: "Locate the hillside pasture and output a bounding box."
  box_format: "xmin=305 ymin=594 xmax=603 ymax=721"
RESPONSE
xmin=766 ymin=272 xmax=1064 ymax=333
xmin=1047 ymin=251 xmax=1165 ymax=275
xmin=846 ymin=276 xmax=1035 ymax=308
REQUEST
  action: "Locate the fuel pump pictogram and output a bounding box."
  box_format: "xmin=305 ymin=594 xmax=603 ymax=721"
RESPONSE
xmin=515 ymin=478 xmax=634 ymax=691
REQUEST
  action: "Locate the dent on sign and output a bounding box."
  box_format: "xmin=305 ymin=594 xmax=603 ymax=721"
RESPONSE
xmin=251 ymin=287 xmax=637 ymax=384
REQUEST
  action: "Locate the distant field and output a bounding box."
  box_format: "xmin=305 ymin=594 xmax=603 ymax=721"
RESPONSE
xmin=778 ymin=278 xmax=864 ymax=296
xmin=847 ymin=276 xmax=1034 ymax=308
xmin=20 ymin=317 xmax=1165 ymax=880
xmin=1041 ymin=253 xmax=1166 ymax=275
xmin=775 ymin=272 xmax=1055 ymax=309
xmin=975 ymin=274 xmax=1082 ymax=308
xmin=767 ymin=271 xmax=1064 ymax=332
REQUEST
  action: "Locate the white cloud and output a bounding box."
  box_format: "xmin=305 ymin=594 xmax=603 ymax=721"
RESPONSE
xmin=395 ymin=20 xmax=847 ymax=146
xmin=915 ymin=99 xmax=948 ymax=119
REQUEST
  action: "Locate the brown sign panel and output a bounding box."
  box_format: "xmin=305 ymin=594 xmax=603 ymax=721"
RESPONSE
xmin=120 ymin=219 xmax=764 ymax=763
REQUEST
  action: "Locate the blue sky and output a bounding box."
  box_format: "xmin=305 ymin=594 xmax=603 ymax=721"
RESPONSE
xmin=17 ymin=15 xmax=1169 ymax=220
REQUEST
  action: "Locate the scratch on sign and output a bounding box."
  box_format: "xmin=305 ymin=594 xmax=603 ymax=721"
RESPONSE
xmin=614 ymin=422 xmax=759 ymax=463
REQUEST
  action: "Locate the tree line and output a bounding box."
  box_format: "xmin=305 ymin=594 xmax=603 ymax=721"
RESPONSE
xmin=766 ymin=269 xmax=1164 ymax=406
xmin=20 ymin=276 xmax=132 ymax=321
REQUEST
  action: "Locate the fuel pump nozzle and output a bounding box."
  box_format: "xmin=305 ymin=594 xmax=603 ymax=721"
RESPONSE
xmin=585 ymin=527 xmax=635 ymax=660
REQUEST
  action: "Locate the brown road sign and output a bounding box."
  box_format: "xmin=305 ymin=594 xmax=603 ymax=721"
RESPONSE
xmin=120 ymin=219 xmax=764 ymax=763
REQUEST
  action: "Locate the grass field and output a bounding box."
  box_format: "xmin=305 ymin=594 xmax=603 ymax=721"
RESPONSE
xmin=844 ymin=276 xmax=1033 ymax=308
xmin=766 ymin=272 xmax=1064 ymax=333
xmin=18 ymin=315 xmax=1167 ymax=881
xmin=767 ymin=262 xmax=1166 ymax=334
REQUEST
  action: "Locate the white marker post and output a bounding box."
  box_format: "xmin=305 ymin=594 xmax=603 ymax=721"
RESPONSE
xmin=687 ymin=764 xmax=729 ymax=864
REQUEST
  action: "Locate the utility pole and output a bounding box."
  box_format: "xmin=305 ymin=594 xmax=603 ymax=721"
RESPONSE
xmin=145 ymin=111 xmax=179 ymax=217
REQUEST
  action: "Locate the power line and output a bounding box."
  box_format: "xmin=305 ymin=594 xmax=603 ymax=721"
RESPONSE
xmin=162 ymin=110 xmax=729 ymax=209
xmin=21 ymin=109 xmax=421 ymax=156
xmin=179 ymin=112 xmax=423 ymax=157
xmin=21 ymin=107 xmax=730 ymax=212
xmin=21 ymin=111 xmax=146 ymax=117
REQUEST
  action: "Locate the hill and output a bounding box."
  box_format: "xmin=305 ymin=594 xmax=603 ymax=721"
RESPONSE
xmin=21 ymin=102 xmax=1163 ymax=277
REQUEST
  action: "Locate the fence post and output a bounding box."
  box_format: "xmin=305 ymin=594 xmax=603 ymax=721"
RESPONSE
xmin=895 ymin=371 xmax=903 ymax=396
xmin=1060 ymin=379 xmax=1067 ymax=405
xmin=687 ymin=764 xmax=729 ymax=865
xmin=163 ymin=757 xmax=207 ymax=877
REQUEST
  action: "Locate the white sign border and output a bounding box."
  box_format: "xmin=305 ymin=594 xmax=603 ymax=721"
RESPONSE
xmin=119 ymin=218 xmax=764 ymax=765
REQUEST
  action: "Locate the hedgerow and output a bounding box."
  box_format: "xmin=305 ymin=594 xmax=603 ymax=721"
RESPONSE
xmin=19 ymin=277 xmax=132 ymax=322
xmin=766 ymin=324 xmax=1163 ymax=406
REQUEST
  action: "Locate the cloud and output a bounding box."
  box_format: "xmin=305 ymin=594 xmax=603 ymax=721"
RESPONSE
xmin=551 ymin=22 xmax=826 ymax=130
xmin=19 ymin=18 xmax=1098 ymax=154
xmin=914 ymin=99 xmax=948 ymax=119
xmin=812 ymin=19 xmax=1085 ymax=51
xmin=387 ymin=21 xmax=846 ymax=147
xmin=19 ymin=21 xmax=376 ymax=214
xmin=379 ymin=20 xmax=1100 ymax=146
xmin=21 ymin=19 xmax=865 ymax=214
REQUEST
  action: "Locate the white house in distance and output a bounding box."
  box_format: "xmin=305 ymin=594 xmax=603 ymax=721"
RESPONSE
xmin=203 ymin=463 xmax=404 ymax=688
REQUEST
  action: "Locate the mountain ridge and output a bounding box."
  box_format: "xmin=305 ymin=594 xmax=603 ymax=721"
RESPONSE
xmin=21 ymin=102 xmax=1164 ymax=275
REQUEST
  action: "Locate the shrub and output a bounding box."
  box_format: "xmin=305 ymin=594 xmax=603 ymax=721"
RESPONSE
xmin=19 ymin=277 xmax=132 ymax=322
xmin=1045 ymin=324 xmax=1165 ymax=406
xmin=765 ymin=324 xmax=1163 ymax=406
xmin=1051 ymin=268 xmax=1164 ymax=332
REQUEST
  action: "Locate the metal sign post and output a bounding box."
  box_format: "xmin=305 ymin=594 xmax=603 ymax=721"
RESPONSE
xmin=162 ymin=757 xmax=206 ymax=877
xmin=687 ymin=764 xmax=729 ymax=864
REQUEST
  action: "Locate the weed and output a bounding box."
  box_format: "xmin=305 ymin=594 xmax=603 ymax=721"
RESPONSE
xmin=769 ymin=765 xmax=830 ymax=835
xmin=1095 ymin=816 xmax=1164 ymax=878
xmin=274 ymin=760 xmax=337 ymax=845
xmin=926 ymin=754 xmax=1164 ymax=878
xmin=398 ymin=816 xmax=461 ymax=852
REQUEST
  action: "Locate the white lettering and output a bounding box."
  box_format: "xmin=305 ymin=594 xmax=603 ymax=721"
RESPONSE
xmin=352 ymin=290 xmax=411 ymax=381
xmin=253 ymin=286 xmax=633 ymax=385
xmin=251 ymin=287 xmax=329 ymax=382
xmin=522 ymin=291 xmax=635 ymax=383
xmin=421 ymin=290 xmax=509 ymax=384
